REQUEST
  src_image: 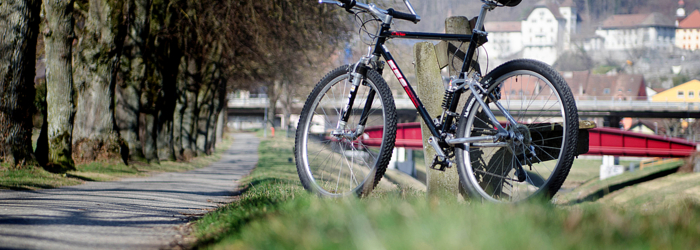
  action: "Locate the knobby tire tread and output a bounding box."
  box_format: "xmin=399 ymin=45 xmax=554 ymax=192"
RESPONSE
xmin=457 ymin=59 xmax=578 ymax=202
xmin=294 ymin=65 xmax=397 ymax=197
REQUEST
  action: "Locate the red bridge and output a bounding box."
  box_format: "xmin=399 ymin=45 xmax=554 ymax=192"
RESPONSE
xmin=360 ymin=122 xmax=698 ymax=158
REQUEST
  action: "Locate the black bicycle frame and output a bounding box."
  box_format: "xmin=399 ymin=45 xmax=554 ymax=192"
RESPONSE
xmin=366 ymin=24 xmax=485 ymax=140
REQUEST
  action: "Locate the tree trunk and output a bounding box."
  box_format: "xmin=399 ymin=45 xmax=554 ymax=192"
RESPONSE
xmin=115 ymin=70 xmax=145 ymax=162
xmin=208 ymin=76 xmax=226 ymax=153
xmin=202 ymin=75 xmax=221 ymax=154
xmin=72 ymin=0 xmax=127 ymax=163
xmin=195 ymin=66 xmax=214 ymax=155
xmin=172 ymin=56 xmax=187 ymax=160
xmin=154 ymin=0 xmax=179 ymax=162
xmin=0 ymin=0 xmax=41 ymax=167
xmin=155 ymin=51 xmax=180 ymax=161
xmin=180 ymin=57 xmax=199 ymax=159
xmin=140 ymin=109 xmax=159 ymax=163
xmin=43 ymin=0 xmax=77 ymax=172
xmin=116 ymin=0 xmax=152 ymax=163
xmin=281 ymin=80 xmax=293 ymax=135
xmin=140 ymin=62 xmax=160 ymax=163
xmin=266 ymin=80 xmax=282 ymax=129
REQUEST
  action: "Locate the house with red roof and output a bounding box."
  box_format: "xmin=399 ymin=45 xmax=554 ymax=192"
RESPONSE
xmin=595 ymin=13 xmax=676 ymax=50
xmin=676 ymin=9 xmax=700 ymax=50
xmin=483 ymin=0 xmax=579 ymax=65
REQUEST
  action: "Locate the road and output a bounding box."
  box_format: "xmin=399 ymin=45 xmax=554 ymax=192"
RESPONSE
xmin=0 ymin=133 xmax=259 ymax=250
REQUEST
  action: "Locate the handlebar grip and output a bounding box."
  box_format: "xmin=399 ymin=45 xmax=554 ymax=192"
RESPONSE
xmin=339 ymin=0 xmax=356 ymax=12
xmin=387 ymin=8 xmax=419 ymax=23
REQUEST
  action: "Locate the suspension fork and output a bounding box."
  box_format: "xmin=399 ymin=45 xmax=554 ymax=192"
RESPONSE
xmin=336 ymin=58 xmax=377 ymax=138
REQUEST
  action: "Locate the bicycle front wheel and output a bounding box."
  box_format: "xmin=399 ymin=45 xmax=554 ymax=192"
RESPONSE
xmin=295 ymin=65 xmax=397 ymax=197
xmin=455 ymin=59 xmax=578 ymax=203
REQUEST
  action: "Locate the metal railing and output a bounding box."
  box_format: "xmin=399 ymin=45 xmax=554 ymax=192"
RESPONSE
xmin=227 ymin=95 xmax=700 ymax=112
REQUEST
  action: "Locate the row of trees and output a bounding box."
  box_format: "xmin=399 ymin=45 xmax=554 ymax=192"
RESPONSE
xmin=0 ymin=0 xmax=347 ymax=172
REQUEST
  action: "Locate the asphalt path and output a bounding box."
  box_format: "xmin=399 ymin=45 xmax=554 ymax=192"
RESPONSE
xmin=0 ymin=133 xmax=259 ymax=250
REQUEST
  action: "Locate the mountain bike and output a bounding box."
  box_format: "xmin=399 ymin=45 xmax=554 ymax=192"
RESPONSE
xmin=294 ymin=0 xmax=579 ymax=202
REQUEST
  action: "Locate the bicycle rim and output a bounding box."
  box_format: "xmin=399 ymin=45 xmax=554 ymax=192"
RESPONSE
xmin=463 ymin=69 xmax=570 ymax=202
xmin=297 ymin=71 xmax=391 ymax=197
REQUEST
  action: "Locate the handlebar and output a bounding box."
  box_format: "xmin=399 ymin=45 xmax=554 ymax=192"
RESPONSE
xmin=319 ymin=0 xmax=421 ymax=24
xmin=387 ymin=8 xmax=419 ymax=23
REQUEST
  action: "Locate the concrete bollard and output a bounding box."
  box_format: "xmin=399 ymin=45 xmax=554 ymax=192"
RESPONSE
xmin=413 ymin=16 xmax=479 ymax=198
xmin=414 ymin=42 xmax=460 ymax=197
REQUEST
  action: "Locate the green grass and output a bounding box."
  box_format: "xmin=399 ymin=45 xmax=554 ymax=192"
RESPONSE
xmin=562 ymin=158 xmax=642 ymax=189
xmin=192 ymin=136 xmax=700 ymax=250
xmin=0 ymin=164 xmax=84 ymax=189
xmin=598 ymin=172 xmax=700 ymax=209
xmin=556 ymin=159 xmax=684 ymax=205
xmin=0 ymin=135 xmax=235 ymax=190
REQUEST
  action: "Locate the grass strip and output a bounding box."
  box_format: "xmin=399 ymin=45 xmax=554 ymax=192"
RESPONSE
xmin=556 ymin=159 xmax=684 ymax=205
xmin=0 ymin=135 xmax=235 ymax=190
xmin=598 ymin=172 xmax=700 ymax=209
xmin=192 ymin=136 xmax=700 ymax=250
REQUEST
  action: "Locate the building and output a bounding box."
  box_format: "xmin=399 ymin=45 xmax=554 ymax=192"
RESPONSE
xmin=676 ymin=10 xmax=700 ymax=50
xmin=483 ymin=0 xmax=579 ymax=65
xmin=676 ymin=0 xmax=687 ymax=26
xmin=482 ymin=21 xmax=522 ymax=60
xmin=595 ymin=13 xmax=676 ymax=51
xmin=651 ymin=79 xmax=700 ymax=102
xmin=562 ymin=71 xmax=647 ymax=101
xmin=521 ymin=0 xmax=578 ymax=65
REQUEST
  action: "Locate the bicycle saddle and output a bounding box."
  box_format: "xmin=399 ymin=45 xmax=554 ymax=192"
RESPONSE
xmin=495 ymin=0 xmax=521 ymax=7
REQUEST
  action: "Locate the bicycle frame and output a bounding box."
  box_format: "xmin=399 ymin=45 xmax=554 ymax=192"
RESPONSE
xmin=348 ymin=2 xmax=496 ymax=142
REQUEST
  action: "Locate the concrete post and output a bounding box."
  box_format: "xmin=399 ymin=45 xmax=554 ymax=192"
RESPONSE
xmin=414 ymin=42 xmax=460 ymax=197
xmin=413 ymin=16 xmax=479 ymax=198
xmin=445 ymin=16 xmax=473 ymax=76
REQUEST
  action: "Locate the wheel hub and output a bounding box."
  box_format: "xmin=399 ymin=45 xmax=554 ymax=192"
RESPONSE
xmin=508 ymin=124 xmax=532 ymax=155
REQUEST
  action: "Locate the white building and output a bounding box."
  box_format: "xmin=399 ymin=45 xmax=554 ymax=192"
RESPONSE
xmin=595 ymin=13 xmax=676 ymax=51
xmin=483 ymin=0 xmax=579 ymax=65
xmin=483 ymin=21 xmax=522 ymax=59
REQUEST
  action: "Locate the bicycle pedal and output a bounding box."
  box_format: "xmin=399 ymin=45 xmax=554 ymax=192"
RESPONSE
xmin=429 ymin=156 xmax=452 ymax=171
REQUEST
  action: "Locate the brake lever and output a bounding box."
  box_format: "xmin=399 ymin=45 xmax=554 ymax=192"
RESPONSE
xmin=318 ymin=0 xmax=343 ymax=7
xmin=319 ymin=0 xmax=356 ymax=13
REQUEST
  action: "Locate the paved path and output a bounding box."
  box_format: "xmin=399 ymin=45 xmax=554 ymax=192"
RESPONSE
xmin=0 ymin=133 xmax=259 ymax=250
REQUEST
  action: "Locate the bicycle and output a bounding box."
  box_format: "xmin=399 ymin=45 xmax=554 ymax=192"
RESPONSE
xmin=294 ymin=0 xmax=579 ymax=202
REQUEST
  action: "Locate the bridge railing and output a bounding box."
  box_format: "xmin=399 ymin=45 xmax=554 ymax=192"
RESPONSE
xmin=228 ymin=97 xmax=270 ymax=108
xmin=226 ymin=95 xmax=700 ymax=112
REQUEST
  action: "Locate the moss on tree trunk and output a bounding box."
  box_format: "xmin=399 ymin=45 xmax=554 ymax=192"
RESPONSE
xmin=43 ymin=0 xmax=76 ymax=172
xmin=72 ymin=0 xmax=127 ymax=164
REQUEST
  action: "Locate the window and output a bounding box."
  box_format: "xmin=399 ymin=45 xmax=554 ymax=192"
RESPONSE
xmin=678 ymin=91 xmax=685 ymax=98
xmin=603 ymin=88 xmax=610 ymax=94
xmin=690 ymin=91 xmax=695 ymax=98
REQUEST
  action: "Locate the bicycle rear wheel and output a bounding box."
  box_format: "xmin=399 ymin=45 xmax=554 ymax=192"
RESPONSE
xmin=295 ymin=65 xmax=397 ymax=197
xmin=455 ymin=59 xmax=578 ymax=202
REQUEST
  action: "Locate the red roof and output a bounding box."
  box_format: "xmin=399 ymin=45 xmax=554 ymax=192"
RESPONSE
xmin=601 ymin=13 xmax=674 ymax=29
xmin=484 ymin=21 xmax=521 ymax=32
xmin=679 ymin=10 xmax=700 ymax=29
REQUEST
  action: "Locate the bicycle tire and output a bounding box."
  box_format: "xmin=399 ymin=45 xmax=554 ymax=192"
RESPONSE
xmin=295 ymin=65 xmax=397 ymax=197
xmin=455 ymin=59 xmax=578 ymax=202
